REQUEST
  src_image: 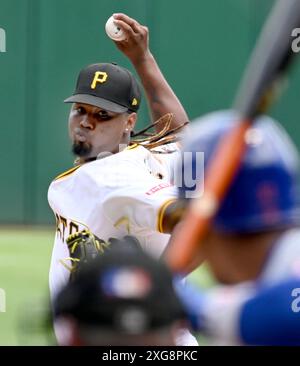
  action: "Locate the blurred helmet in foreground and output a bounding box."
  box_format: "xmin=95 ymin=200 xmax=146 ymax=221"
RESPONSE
xmin=54 ymin=246 xmax=184 ymax=342
xmin=178 ymin=110 xmax=300 ymax=233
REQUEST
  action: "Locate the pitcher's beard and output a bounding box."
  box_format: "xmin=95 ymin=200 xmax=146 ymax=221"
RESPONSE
xmin=72 ymin=141 xmax=92 ymax=157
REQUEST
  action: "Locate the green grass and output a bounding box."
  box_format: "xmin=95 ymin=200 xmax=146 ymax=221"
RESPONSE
xmin=0 ymin=228 xmax=55 ymax=345
xmin=0 ymin=227 xmax=213 ymax=345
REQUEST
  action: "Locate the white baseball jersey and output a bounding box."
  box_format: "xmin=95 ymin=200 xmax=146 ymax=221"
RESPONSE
xmin=48 ymin=143 xmax=180 ymax=301
xmin=49 ymin=142 xmax=199 ymax=346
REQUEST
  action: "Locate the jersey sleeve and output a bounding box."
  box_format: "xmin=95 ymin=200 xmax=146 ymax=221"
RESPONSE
xmin=102 ymin=176 xmax=178 ymax=234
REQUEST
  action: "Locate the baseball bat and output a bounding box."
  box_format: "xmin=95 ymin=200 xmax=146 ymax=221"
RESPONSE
xmin=165 ymin=0 xmax=300 ymax=273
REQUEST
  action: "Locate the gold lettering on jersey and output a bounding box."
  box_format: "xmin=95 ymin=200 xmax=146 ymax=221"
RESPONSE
xmin=91 ymin=71 xmax=108 ymax=89
xmin=114 ymin=216 xmax=131 ymax=234
xmin=55 ymin=214 xmax=67 ymax=242
xmin=55 ymin=214 xmax=62 ymax=239
xmin=69 ymin=221 xmax=79 ymax=237
xmin=60 ymin=217 xmax=67 ymax=242
xmin=55 ymin=215 xmax=80 ymax=243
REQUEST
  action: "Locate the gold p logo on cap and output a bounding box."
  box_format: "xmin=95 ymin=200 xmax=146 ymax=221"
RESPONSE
xmin=91 ymin=71 xmax=108 ymax=89
xmin=132 ymin=98 xmax=138 ymax=106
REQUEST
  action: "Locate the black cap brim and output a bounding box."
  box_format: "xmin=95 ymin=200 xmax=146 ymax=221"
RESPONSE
xmin=64 ymin=94 xmax=128 ymax=113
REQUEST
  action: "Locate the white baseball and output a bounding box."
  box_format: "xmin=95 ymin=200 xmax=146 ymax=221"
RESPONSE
xmin=105 ymin=16 xmax=126 ymax=41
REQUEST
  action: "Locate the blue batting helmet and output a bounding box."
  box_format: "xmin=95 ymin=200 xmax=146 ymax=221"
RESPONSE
xmin=178 ymin=110 xmax=300 ymax=233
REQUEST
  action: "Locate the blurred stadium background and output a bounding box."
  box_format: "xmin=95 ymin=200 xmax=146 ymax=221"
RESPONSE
xmin=1 ymin=0 xmax=300 ymax=345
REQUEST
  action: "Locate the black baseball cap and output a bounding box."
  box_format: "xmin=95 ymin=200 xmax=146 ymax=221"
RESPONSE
xmin=54 ymin=247 xmax=185 ymax=334
xmin=64 ymin=63 xmax=142 ymax=113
